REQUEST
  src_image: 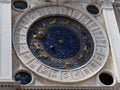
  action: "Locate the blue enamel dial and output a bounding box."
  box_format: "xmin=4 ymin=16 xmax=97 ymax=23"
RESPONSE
xmin=27 ymin=16 xmax=94 ymax=69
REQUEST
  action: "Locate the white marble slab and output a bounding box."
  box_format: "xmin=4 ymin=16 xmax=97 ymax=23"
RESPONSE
xmin=0 ymin=1 xmax=12 ymax=80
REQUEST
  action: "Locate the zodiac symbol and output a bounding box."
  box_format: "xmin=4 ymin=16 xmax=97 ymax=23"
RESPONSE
xmin=32 ymin=23 xmax=46 ymax=39
xmin=31 ymin=42 xmax=40 ymax=49
xmin=78 ymin=54 xmax=84 ymax=61
xmin=38 ymin=53 xmax=55 ymax=62
xmin=83 ymin=36 xmax=88 ymax=41
xmin=72 ymin=27 xmax=77 ymax=31
xmin=61 ymin=21 xmax=70 ymax=26
xmin=49 ymin=19 xmax=57 ymax=25
xmin=38 ymin=53 xmax=49 ymax=58
xmin=65 ymin=61 xmax=73 ymax=67
xmin=48 ymin=57 xmax=54 ymax=62
xmin=72 ymin=25 xmax=80 ymax=31
xmin=84 ymin=45 xmax=88 ymax=53
xmin=32 ymin=29 xmax=46 ymax=39
xmin=60 ymin=60 xmax=73 ymax=69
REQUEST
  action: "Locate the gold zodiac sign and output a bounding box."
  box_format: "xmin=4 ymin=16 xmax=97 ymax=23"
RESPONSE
xmin=61 ymin=21 xmax=70 ymax=26
xmin=38 ymin=53 xmax=54 ymax=62
xmin=60 ymin=60 xmax=73 ymax=68
xmin=83 ymin=36 xmax=88 ymax=41
xmin=38 ymin=53 xmax=49 ymax=58
xmin=65 ymin=61 xmax=73 ymax=67
xmin=84 ymin=45 xmax=88 ymax=53
xmin=72 ymin=27 xmax=77 ymax=31
xmin=31 ymin=42 xmax=40 ymax=49
xmin=33 ymin=29 xmax=46 ymax=39
xmin=72 ymin=25 xmax=80 ymax=31
xmin=33 ymin=23 xmax=46 ymax=39
xmin=48 ymin=57 xmax=54 ymax=62
xmin=49 ymin=19 xmax=57 ymax=25
xmin=60 ymin=60 xmax=66 ymax=65
xmin=78 ymin=54 xmax=84 ymax=61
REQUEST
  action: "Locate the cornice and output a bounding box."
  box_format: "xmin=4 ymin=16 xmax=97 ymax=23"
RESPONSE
xmin=0 ymin=0 xmax=11 ymax=4
xmin=99 ymin=0 xmax=114 ymax=9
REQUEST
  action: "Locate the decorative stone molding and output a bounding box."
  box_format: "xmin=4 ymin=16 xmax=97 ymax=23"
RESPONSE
xmin=99 ymin=0 xmax=114 ymax=9
xmin=115 ymin=0 xmax=120 ymax=2
xmin=0 ymin=81 xmax=20 ymax=90
xmin=114 ymin=83 xmax=120 ymax=90
xmin=45 ymin=0 xmax=96 ymax=4
xmin=0 ymin=0 xmax=11 ymax=4
xmin=18 ymin=86 xmax=114 ymax=90
xmin=57 ymin=0 xmax=94 ymax=3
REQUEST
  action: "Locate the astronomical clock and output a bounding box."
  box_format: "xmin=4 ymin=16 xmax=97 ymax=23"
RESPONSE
xmin=1 ymin=0 xmax=118 ymax=89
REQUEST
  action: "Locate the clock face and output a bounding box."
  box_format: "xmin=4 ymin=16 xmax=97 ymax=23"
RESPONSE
xmin=13 ymin=5 xmax=109 ymax=82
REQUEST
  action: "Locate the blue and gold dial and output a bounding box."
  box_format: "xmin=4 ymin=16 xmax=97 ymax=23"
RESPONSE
xmin=27 ymin=16 xmax=94 ymax=69
xmin=13 ymin=6 xmax=109 ymax=82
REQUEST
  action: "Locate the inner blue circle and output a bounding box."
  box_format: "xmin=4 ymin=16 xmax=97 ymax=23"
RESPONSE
xmin=27 ymin=16 xmax=94 ymax=69
xmin=42 ymin=25 xmax=80 ymax=59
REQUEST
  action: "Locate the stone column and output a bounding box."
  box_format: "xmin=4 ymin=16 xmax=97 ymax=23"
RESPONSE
xmin=100 ymin=0 xmax=120 ymax=82
xmin=0 ymin=0 xmax=12 ymax=80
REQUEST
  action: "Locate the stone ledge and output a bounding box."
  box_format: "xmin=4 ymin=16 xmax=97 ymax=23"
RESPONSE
xmin=18 ymin=86 xmax=114 ymax=90
xmin=0 ymin=0 xmax=11 ymax=4
xmin=0 ymin=81 xmax=20 ymax=90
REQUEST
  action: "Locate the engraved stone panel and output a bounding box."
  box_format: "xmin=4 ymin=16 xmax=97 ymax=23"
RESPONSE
xmin=87 ymin=21 xmax=99 ymax=31
xmin=28 ymin=60 xmax=41 ymax=71
xmin=38 ymin=65 xmax=51 ymax=77
xmin=15 ymin=36 xmax=26 ymax=44
xmin=21 ymin=52 xmax=35 ymax=63
xmin=72 ymin=10 xmax=82 ymax=19
xmin=17 ymin=44 xmax=29 ymax=54
xmin=15 ymin=26 xmax=27 ymax=36
xmin=61 ymin=71 xmax=72 ymax=81
xmin=19 ymin=18 xmax=32 ymax=28
xmin=72 ymin=69 xmax=83 ymax=80
xmin=49 ymin=69 xmax=61 ymax=80
xmin=79 ymin=15 xmax=91 ymax=25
